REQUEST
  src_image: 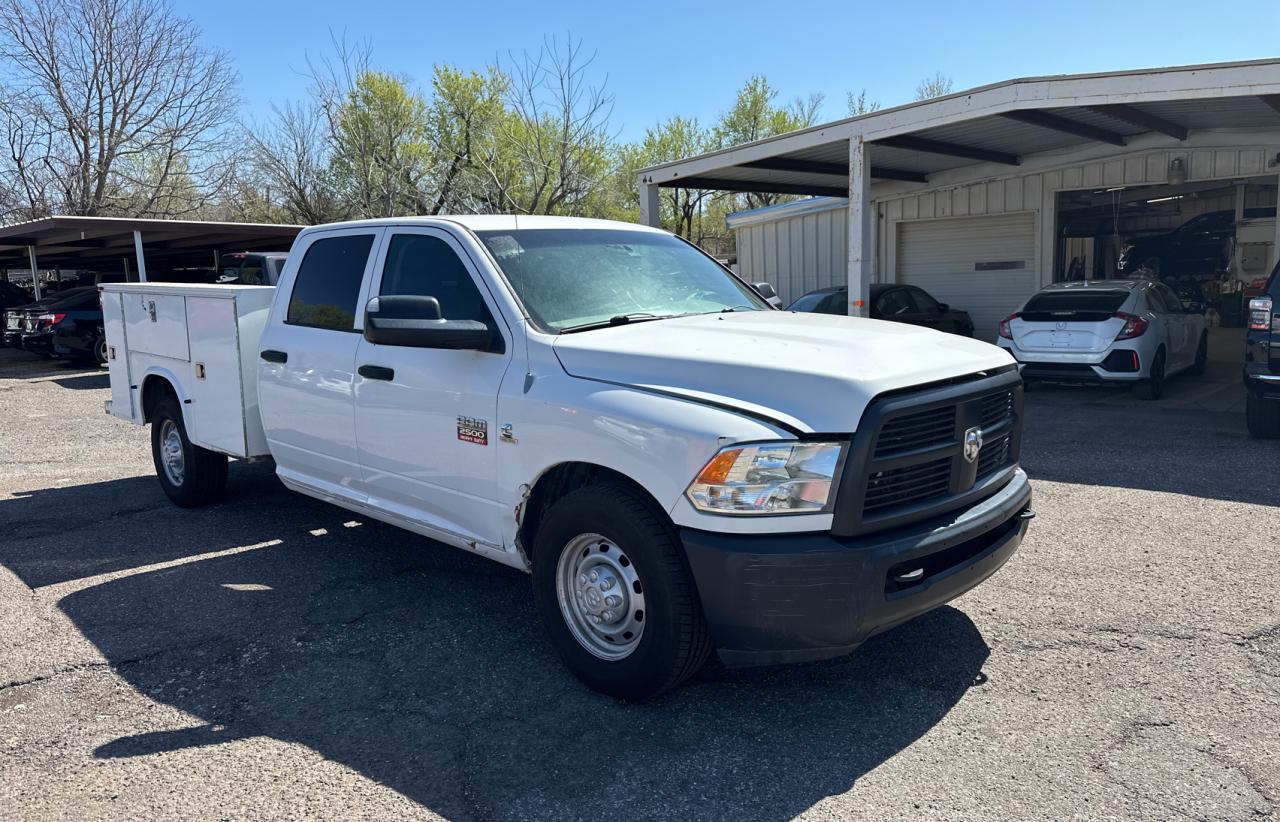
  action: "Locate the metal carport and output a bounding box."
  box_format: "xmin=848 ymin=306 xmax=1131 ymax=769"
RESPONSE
xmin=0 ymin=216 xmax=303 ymax=299
xmin=637 ymin=59 xmax=1280 ymax=322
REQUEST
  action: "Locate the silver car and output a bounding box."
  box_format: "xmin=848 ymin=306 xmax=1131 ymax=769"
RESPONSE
xmin=996 ymin=279 xmax=1208 ymax=400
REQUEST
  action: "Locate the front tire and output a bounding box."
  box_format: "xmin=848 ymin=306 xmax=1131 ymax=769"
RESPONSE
xmin=1189 ymin=333 xmax=1207 ymax=376
xmin=1134 ymin=348 xmax=1166 ymax=400
xmin=149 ymin=395 xmax=228 ymax=507
xmin=1246 ymin=392 xmax=1280 ymax=439
xmin=531 ymin=482 xmax=712 ymax=699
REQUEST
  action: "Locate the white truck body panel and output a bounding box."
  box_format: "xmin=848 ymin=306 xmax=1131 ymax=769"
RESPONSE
xmin=102 ymin=282 xmax=275 ymax=458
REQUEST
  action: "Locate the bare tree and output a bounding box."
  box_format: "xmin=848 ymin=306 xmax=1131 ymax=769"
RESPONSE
xmin=788 ymin=93 xmax=826 ymax=128
xmin=478 ymin=34 xmax=615 ymax=215
xmin=248 ymin=101 xmax=347 ymax=224
xmin=0 ymin=0 xmax=239 ymax=219
xmin=914 ymin=72 xmax=955 ymax=101
xmin=846 ymin=89 xmax=881 ymax=116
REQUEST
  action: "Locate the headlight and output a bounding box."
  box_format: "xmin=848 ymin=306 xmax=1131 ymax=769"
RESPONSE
xmin=686 ymin=441 xmax=845 ymax=515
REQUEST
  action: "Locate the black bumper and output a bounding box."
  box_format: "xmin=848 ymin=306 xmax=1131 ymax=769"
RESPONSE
xmin=681 ymin=469 xmax=1032 ymax=667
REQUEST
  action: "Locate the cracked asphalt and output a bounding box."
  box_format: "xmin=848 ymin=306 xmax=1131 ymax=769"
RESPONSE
xmin=1 ymin=344 xmax=1277 ymax=821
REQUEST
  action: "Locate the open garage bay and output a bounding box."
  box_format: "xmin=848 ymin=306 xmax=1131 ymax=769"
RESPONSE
xmin=1 ymin=348 xmax=1277 ymax=821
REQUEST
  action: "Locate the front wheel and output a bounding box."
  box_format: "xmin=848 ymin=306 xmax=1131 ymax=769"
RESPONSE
xmin=531 ymin=482 xmax=712 ymax=699
xmin=150 ymin=395 xmax=228 ymax=507
xmin=1134 ymin=349 xmax=1166 ymax=400
xmin=1188 ymin=333 xmax=1207 ymax=376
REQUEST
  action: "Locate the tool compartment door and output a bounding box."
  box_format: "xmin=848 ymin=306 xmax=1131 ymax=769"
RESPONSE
xmin=122 ymin=291 xmax=190 ymax=360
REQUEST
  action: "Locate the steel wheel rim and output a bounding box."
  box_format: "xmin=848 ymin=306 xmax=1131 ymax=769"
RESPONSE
xmin=555 ymin=532 xmax=646 ymax=660
xmin=159 ymin=419 xmax=185 ymax=486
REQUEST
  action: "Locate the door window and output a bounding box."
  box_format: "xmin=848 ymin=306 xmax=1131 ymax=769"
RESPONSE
xmin=876 ymin=288 xmax=914 ymax=318
xmin=816 ymin=291 xmax=847 ymax=315
xmin=1149 ymin=285 xmax=1179 ymax=315
xmin=379 ymin=233 xmax=493 ymax=324
xmin=904 ymin=287 xmax=940 ymax=314
xmin=286 ymin=234 xmax=376 ymax=331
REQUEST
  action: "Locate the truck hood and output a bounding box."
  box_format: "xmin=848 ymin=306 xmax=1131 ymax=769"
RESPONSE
xmin=552 ymin=311 xmax=1015 ymax=433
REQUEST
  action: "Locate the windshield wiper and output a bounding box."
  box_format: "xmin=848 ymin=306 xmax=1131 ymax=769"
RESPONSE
xmin=719 ymin=304 xmax=760 ymax=313
xmin=560 ymin=313 xmax=673 ymax=333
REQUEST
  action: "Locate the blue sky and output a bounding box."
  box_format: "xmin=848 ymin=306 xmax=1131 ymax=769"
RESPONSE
xmin=175 ymin=0 xmax=1280 ymax=141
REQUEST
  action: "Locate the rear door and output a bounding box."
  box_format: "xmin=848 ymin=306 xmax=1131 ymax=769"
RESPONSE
xmin=1009 ymin=289 xmax=1129 ymax=354
xmin=353 ymin=226 xmax=514 ymax=549
xmin=258 ymin=228 xmax=382 ymax=500
xmin=1150 ymin=283 xmax=1193 ymax=367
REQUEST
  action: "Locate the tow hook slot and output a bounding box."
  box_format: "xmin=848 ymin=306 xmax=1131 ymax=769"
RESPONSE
xmin=893 ymin=567 xmax=925 ymax=583
xmin=1018 ymin=508 xmax=1036 ymax=521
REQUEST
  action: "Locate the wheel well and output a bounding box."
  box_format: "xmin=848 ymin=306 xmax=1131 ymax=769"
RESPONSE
xmin=140 ymin=375 xmax=177 ymax=422
xmin=518 ymin=462 xmax=669 ymax=558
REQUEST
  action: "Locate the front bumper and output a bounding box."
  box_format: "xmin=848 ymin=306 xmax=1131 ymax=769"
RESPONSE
xmin=681 ymin=468 xmax=1032 ymax=667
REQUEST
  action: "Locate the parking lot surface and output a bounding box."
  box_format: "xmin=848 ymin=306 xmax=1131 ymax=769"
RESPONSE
xmin=1 ymin=344 xmax=1277 ymax=821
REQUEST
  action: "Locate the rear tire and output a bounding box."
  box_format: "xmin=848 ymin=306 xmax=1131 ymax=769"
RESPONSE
xmin=149 ymin=395 xmax=228 ymax=507
xmin=1189 ymin=333 xmax=1207 ymax=377
xmin=1134 ymin=348 xmax=1166 ymax=400
xmin=93 ymin=333 xmax=108 ymax=366
xmin=531 ymin=481 xmax=712 ymax=700
xmin=1246 ymin=392 xmax=1280 ymax=439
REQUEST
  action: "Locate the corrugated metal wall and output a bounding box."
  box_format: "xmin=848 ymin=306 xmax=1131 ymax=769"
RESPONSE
xmin=733 ymin=142 xmax=1279 ymax=307
xmin=735 ymin=208 xmax=847 ymax=306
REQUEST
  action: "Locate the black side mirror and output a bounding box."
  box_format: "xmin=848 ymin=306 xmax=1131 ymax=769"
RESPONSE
xmin=364 ymin=295 xmax=493 ymax=350
xmin=752 ymin=281 xmax=782 ymax=308
xmin=937 ymin=302 xmax=950 ymax=312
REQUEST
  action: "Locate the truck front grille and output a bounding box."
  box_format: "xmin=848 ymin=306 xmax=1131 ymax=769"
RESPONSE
xmin=832 ymin=368 xmax=1024 ymax=537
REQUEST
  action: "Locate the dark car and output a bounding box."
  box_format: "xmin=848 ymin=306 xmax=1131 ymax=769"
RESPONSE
xmin=787 ymin=283 xmax=976 ymax=336
xmin=13 ymin=287 xmax=99 ymax=358
xmin=217 ymin=251 xmax=289 ymax=285
xmin=50 ymin=288 xmax=109 ymax=364
xmin=1245 ymin=259 xmax=1280 ymax=438
xmin=1118 ymin=207 xmax=1277 ymax=278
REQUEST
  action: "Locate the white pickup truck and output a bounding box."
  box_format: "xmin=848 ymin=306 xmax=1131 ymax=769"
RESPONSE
xmin=102 ymin=216 xmax=1034 ymax=698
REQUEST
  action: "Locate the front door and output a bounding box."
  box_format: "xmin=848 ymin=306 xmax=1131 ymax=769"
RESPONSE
xmin=258 ymin=228 xmax=382 ymax=499
xmin=353 ymin=227 xmax=515 ymax=549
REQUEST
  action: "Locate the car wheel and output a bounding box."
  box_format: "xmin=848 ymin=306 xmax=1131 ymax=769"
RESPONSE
xmin=1134 ymin=348 xmax=1166 ymax=400
xmin=1246 ymin=392 xmax=1280 ymax=439
xmin=93 ymin=334 xmax=108 ymax=366
xmin=1189 ymin=333 xmax=1207 ymax=377
xmin=531 ymin=481 xmax=712 ymax=700
xmin=149 ymin=395 xmax=228 ymax=507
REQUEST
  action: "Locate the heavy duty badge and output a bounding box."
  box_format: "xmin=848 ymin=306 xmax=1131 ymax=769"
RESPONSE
xmin=457 ymin=416 xmax=488 ymax=445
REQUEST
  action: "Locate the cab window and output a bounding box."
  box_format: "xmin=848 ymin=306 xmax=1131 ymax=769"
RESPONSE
xmin=379 ymin=233 xmax=493 ymax=325
xmin=876 ymin=288 xmax=914 ymax=317
xmin=285 ymin=234 xmax=376 ymax=331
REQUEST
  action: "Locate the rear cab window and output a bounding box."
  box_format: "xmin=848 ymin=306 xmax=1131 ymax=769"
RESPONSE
xmin=1021 ymin=290 xmax=1128 ymax=322
xmin=286 ymin=235 xmax=376 ymax=331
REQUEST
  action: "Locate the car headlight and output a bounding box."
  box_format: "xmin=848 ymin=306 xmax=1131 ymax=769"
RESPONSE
xmin=686 ymin=441 xmax=845 ymax=515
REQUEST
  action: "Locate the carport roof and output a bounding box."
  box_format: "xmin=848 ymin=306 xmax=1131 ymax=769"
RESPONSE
xmin=639 ymin=59 xmax=1280 ymax=197
xmin=0 ymin=216 xmax=303 ymax=270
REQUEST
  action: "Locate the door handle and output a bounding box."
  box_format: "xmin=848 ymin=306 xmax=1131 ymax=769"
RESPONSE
xmin=260 ymin=349 xmax=288 ymax=363
xmin=358 ymin=364 xmax=395 ymax=381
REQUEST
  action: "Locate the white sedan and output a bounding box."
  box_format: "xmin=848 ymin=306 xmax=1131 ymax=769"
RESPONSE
xmin=997 ymin=279 xmax=1207 ymax=400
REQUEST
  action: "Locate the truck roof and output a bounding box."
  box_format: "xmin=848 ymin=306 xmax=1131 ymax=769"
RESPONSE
xmin=297 ymin=215 xmax=670 ymax=236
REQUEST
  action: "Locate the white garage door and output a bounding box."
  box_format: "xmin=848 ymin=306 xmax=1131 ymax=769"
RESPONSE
xmin=897 ymin=213 xmax=1040 ymax=341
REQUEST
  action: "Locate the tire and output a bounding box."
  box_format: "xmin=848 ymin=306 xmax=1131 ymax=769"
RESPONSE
xmin=93 ymin=334 xmax=108 ymax=366
xmin=531 ymin=481 xmax=712 ymax=700
xmin=1246 ymin=392 xmax=1280 ymax=439
xmin=1189 ymin=333 xmax=1207 ymax=377
xmin=1134 ymin=348 xmax=1166 ymax=400
xmin=149 ymin=395 xmax=228 ymax=507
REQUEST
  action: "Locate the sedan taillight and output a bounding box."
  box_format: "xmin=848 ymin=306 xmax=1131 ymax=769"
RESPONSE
xmin=38 ymin=312 xmax=66 ymax=328
xmin=1114 ymin=312 xmax=1148 ymax=341
xmin=998 ymin=313 xmax=1019 ymax=339
xmin=1249 ymin=297 xmax=1274 ymax=332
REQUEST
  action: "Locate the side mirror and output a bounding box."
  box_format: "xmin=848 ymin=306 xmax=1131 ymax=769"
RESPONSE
xmin=937 ymin=302 xmax=950 ymax=312
xmin=752 ymin=281 xmax=783 ymax=308
xmin=364 ymin=295 xmax=493 ymax=350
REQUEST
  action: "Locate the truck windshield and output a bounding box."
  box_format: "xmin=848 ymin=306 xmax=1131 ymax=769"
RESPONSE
xmin=475 ymin=228 xmax=769 ymax=331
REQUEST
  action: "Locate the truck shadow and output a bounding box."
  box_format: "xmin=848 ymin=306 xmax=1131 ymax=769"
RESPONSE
xmin=2 ymin=465 xmax=990 ymax=821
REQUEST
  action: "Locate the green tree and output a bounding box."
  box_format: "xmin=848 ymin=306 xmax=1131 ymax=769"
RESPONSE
xmin=713 ymin=77 xmax=810 ymax=210
xmin=614 ymin=116 xmax=710 ymax=238
xmin=425 ymin=65 xmax=507 ymax=214
xmin=330 ymin=70 xmax=430 ymax=218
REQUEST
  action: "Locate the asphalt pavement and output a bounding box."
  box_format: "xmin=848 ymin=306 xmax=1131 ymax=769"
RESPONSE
xmin=1 ymin=346 xmax=1277 ymax=821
